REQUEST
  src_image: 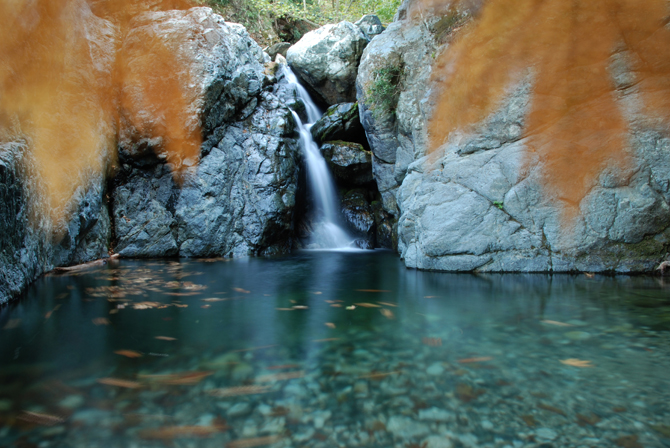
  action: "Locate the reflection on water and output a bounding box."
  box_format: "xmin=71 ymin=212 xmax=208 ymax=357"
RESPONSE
xmin=1 ymin=251 xmax=669 ymax=447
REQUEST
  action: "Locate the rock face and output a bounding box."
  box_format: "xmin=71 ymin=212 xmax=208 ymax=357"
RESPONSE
xmin=320 ymin=141 xmax=373 ymax=187
xmin=310 ymin=102 xmax=367 ymax=146
xmin=357 ymin=2 xmax=670 ymax=272
xmin=286 ymin=21 xmax=369 ymax=106
xmin=113 ymin=8 xmax=300 ymax=258
xmin=355 ymin=14 xmax=385 ymax=40
xmin=341 ymin=189 xmax=375 ymax=248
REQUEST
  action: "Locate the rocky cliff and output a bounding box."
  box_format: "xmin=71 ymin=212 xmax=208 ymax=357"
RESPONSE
xmin=357 ymin=0 xmax=670 ymax=272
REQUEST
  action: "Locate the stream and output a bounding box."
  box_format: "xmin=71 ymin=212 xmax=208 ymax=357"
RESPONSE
xmin=1 ymin=251 xmax=670 ymax=447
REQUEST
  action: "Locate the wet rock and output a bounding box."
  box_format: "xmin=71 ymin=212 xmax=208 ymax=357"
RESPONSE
xmin=356 ymin=15 xmax=385 ymax=40
xmin=426 ymin=363 xmax=445 ymax=376
xmin=422 ymin=435 xmax=454 ymax=448
xmin=267 ymin=42 xmax=291 ymax=60
xmin=387 ymin=416 xmax=431 ymax=439
xmin=372 ymin=200 xmax=397 ymax=249
xmin=287 ymin=21 xmax=369 ymax=105
xmin=261 ymin=417 xmax=286 ymax=434
xmin=418 ymin=407 xmax=454 ymax=422
xmin=536 ymin=428 xmax=558 ymax=441
xmin=310 ymin=102 xmax=367 ymax=146
xmin=320 ymin=141 xmax=373 ymax=187
xmin=227 ymin=402 xmax=252 ymax=418
xmin=341 ymin=190 xmax=375 ymax=247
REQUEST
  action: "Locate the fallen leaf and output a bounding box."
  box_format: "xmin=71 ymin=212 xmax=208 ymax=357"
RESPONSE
xmin=45 ymin=305 xmax=61 ymax=319
xmin=139 ymin=371 xmax=213 ymax=385
xmin=165 ymin=292 xmax=199 ymax=297
xmin=585 ymin=272 xmax=595 ymax=278
xmin=325 ymin=322 xmax=336 ymax=328
xmin=358 ymin=371 xmax=399 ymax=379
xmin=538 ymin=402 xmax=566 ymax=416
xmin=458 ymin=357 xmax=493 ymax=364
xmin=423 ymin=296 xmax=439 ymax=298
xmin=114 ymin=350 xmax=143 ymax=358
xmin=18 ymin=411 xmax=66 ymax=426
xmin=312 ymin=291 xmax=322 ymax=295
xmin=92 ymin=317 xmax=110 ymax=326
xmin=380 ymin=308 xmax=395 ymax=319
xmin=233 ymin=287 xmax=250 ymax=294
xmin=355 ymin=302 xmax=381 ymax=308
xmin=292 ymin=305 xmax=309 ymax=310
xmin=97 ymin=377 xmax=142 ymax=389
xmin=331 ymin=304 xmax=343 ymax=308
xmin=109 ymin=309 xmax=118 ymax=314
xmin=155 ymin=336 xmax=177 ymax=341
xmin=520 ymin=414 xmax=537 ymax=427
xmin=232 ymin=345 xmax=277 ymax=353
xmin=201 ymin=305 xmax=211 ymax=309
xmin=455 ymin=383 xmax=485 ymax=402
xmin=173 ymin=304 xmax=188 ymax=308
xmin=255 ymin=371 xmax=304 ymax=383
xmin=560 ymin=358 xmax=594 ymax=368
xmin=3 ymin=318 xmax=22 ymax=330
xmin=313 ymin=338 xmax=340 ymax=342
xmin=355 ymin=289 xmax=391 ymax=292
xmin=576 ymin=413 xmax=601 ymax=426
xmin=541 ymin=320 xmax=574 ymax=327
xmin=201 ymin=298 xmax=226 ymax=302
xmin=226 ymin=435 xmax=282 ymax=448
xmin=139 ymin=425 xmax=226 ymax=440
xmin=346 ymin=305 xmax=356 ymax=310
xmin=276 ymin=308 xmax=293 ymax=311
xmin=422 ymin=337 xmax=442 ymax=347
xmin=268 ymin=364 xmax=301 ymax=370
xmin=377 ymin=301 xmax=397 ymax=307
xmin=208 ymin=385 xmax=270 ymax=397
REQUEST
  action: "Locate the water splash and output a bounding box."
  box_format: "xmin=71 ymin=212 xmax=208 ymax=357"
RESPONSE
xmin=282 ymin=66 xmax=355 ymax=250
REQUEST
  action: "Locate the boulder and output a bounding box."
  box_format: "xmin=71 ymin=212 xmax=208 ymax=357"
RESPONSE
xmin=310 ymin=102 xmax=367 ymax=146
xmin=341 ymin=190 xmax=375 ymax=249
xmin=320 ymin=141 xmax=373 ymax=187
xmin=355 ymin=14 xmax=385 ymax=40
xmin=113 ymin=9 xmax=300 ymax=258
xmin=286 ymin=21 xmax=369 ymax=105
xmin=267 ymin=42 xmax=291 ymax=60
xmin=357 ymin=3 xmax=670 ymax=272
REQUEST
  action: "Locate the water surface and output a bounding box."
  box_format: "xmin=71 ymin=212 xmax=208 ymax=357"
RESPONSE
xmin=1 ymin=251 xmax=670 ymax=447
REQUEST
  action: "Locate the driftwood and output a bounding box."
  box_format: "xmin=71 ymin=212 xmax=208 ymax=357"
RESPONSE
xmin=51 ymin=254 xmax=120 ymax=274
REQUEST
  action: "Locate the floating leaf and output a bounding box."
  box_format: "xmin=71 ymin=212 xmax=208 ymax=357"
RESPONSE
xmin=139 ymin=425 xmax=226 ymax=440
xmin=44 ymin=305 xmax=61 ymax=319
xmin=377 ymin=302 xmax=397 ymax=307
xmin=325 ymin=322 xmax=336 ymax=328
xmin=226 ymin=435 xmax=282 ymax=448
xmin=202 ymin=298 xmax=226 ymax=302
xmin=312 ymin=291 xmax=322 ymax=295
xmin=114 ymin=350 xmax=143 ymax=358
xmin=560 ymin=358 xmax=594 ymax=368
xmin=346 ymin=305 xmax=356 ymax=310
xmin=292 ymin=305 xmax=308 ymax=310
xmin=380 ymin=308 xmax=395 ymax=319
xmin=208 ymin=385 xmax=270 ymax=397
xmin=355 ymin=289 xmax=391 ymax=293
xmin=268 ymin=364 xmax=301 ymax=370
xmin=201 ymin=305 xmax=211 ymax=309
xmin=233 ymin=287 xmax=250 ymax=294
xmin=3 ymin=319 xmax=21 ymax=330
xmin=232 ymin=345 xmax=277 ymax=353
xmin=92 ymin=317 xmax=110 ymax=326
xmin=155 ymin=336 xmax=176 ymax=341
xmin=331 ymin=304 xmax=343 ymax=308
xmin=18 ymin=411 xmax=65 ymax=426
xmin=139 ymin=371 xmax=213 ymax=385
xmin=313 ymin=338 xmax=339 ymax=342
xmin=541 ymin=320 xmax=574 ymax=327
xmin=255 ymin=370 xmax=304 ymax=383
xmin=97 ymin=377 xmax=142 ymax=389
xmin=458 ymin=357 xmax=493 ymax=363
xmin=355 ymin=302 xmax=381 ymax=308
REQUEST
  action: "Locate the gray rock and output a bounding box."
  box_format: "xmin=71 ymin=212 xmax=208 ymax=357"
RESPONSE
xmin=356 ymin=15 xmax=385 ymax=40
xmin=310 ymin=102 xmax=367 ymax=146
xmin=386 ymin=415 xmax=430 ymax=439
xmin=320 ymin=141 xmax=373 ymax=186
xmin=341 ymin=190 xmax=375 ymax=247
xmin=287 ymin=22 xmax=369 ymax=105
xmin=267 ymin=42 xmax=291 ymax=60
xmin=357 ymin=7 xmax=670 ymax=273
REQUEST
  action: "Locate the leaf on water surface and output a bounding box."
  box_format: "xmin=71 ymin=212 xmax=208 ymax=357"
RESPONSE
xmin=312 ymin=291 xmax=322 ymax=295
xmin=233 ymin=287 xmax=250 ymax=294
xmin=226 ymin=435 xmax=282 ymax=448
xmin=325 ymin=300 xmax=344 ymax=303
xmin=114 ymin=350 xmax=143 ymax=358
xmin=202 ymin=298 xmax=227 ymax=302
xmin=537 ymin=402 xmax=567 ymax=416
xmin=139 ymin=371 xmax=214 ymax=385
xmin=18 ymin=411 xmax=66 ymax=426
xmin=313 ymin=338 xmax=340 ymax=342
xmin=132 ymin=302 xmax=163 ymax=310
xmin=520 ymin=414 xmax=537 ymax=427
xmin=268 ymin=364 xmax=301 ymax=370
xmin=331 ymin=304 xmax=343 ymax=308
xmin=423 ymin=296 xmax=439 ymax=299
xmin=201 ymin=305 xmax=211 ymax=309
xmin=576 ymin=413 xmax=601 ymax=426
xmin=3 ymin=319 xmax=21 ymax=330
xmin=97 ymin=378 xmax=143 ymax=389
xmin=292 ymin=305 xmax=309 ymax=310
xmin=255 ymin=370 xmax=305 ymax=383
xmin=276 ymin=308 xmax=293 ymax=311
xmin=346 ymin=305 xmax=356 ymax=310
xmin=355 ymin=303 xmax=381 ymax=308
xmin=109 ymin=309 xmax=118 ymax=314
xmin=325 ymin=322 xmax=336 ymax=329
xmin=560 ymin=358 xmax=594 ymax=368
xmin=232 ymin=345 xmax=277 ymax=353
xmin=380 ymin=309 xmax=395 ymax=319
xmin=377 ymin=302 xmax=397 ymax=307
xmin=44 ymin=305 xmax=61 ymax=319
xmin=355 ymin=289 xmax=391 ymax=293
xmin=358 ymin=371 xmax=399 ymax=380
xmin=458 ymin=357 xmax=493 ymax=364
xmin=208 ymin=385 xmax=270 ymax=397
xmin=422 ymin=337 xmax=442 ymax=347
xmin=92 ymin=318 xmax=110 ymax=326
xmin=139 ymin=424 xmax=227 ymax=440
xmin=541 ymin=320 xmax=574 ymax=327
xmin=614 ymin=435 xmax=643 ymax=448
xmin=173 ymin=304 xmax=188 ymax=308
xmin=165 ymin=292 xmax=200 ymax=297
xmin=155 ymin=336 xmax=177 ymax=341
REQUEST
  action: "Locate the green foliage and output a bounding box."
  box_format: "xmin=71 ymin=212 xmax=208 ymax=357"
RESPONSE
xmin=493 ymin=201 xmax=504 ymax=210
xmin=367 ymin=63 xmax=403 ymax=119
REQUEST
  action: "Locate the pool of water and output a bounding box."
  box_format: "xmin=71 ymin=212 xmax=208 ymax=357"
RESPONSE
xmin=1 ymin=250 xmax=670 ymax=448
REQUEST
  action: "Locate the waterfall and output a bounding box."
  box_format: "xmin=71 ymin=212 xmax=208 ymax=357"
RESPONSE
xmin=282 ymin=66 xmax=354 ymax=250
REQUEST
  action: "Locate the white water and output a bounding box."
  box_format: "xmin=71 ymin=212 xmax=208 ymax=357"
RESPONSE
xmin=283 ymin=66 xmax=355 ymax=249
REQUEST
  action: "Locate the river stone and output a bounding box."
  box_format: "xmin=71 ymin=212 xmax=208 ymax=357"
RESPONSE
xmin=357 ymin=4 xmax=670 ymax=273
xmin=422 ymin=435 xmax=454 ymax=448
xmin=418 ymin=407 xmax=453 ymax=422
xmin=310 ymin=102 xmax=367 ymax=146
xmin=287 ymin=21 xmax=369 ymax=105
xmin=386 ymin=416 xmax=431 ymax=439
xmin=320 ymin=141 xmax=373 ymax=187
xmin=227 ymin=402 xmax=252 ymax=418
xmin=356 ymin=14 xmax=385 ymax=40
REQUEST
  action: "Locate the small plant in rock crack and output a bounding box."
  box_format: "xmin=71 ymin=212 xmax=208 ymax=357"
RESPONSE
xmin=493 ymin=201 xmax=504 ymax=210
xmin=368 ymin=63 xmax=404 ymax=120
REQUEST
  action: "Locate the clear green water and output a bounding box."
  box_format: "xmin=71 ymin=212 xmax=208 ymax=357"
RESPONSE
xmin=1 ymin=251 xmax=670 ymax=448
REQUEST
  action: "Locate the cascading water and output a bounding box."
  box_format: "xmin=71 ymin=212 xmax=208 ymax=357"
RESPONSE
xmin=282 ymin=66 xmax=354 ymax=249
